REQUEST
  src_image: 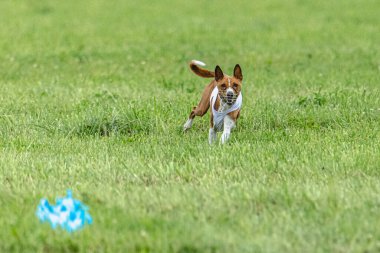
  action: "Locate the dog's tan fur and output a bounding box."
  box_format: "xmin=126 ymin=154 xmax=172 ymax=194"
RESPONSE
xmin=185 ymin=61 xmax=243 ymax=143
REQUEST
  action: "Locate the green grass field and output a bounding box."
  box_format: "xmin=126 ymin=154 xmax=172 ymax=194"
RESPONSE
xmin=1 ymin=0 xmax=379 ymax=252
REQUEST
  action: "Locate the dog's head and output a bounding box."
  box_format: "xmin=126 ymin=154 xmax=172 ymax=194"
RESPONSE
xmin=215 ymin=64 xmax=243 ymax=106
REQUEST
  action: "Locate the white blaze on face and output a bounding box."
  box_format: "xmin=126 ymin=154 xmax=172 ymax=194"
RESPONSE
xmin=226 ymin=79 xmax=234 ymax=94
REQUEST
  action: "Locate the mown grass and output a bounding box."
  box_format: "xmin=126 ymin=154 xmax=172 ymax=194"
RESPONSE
xmin=0 ymin=0 xmax=379 ymax=252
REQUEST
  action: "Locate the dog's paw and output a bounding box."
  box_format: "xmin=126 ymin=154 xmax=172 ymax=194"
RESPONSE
xmin=183 ymin=119 xmax=193 ymax=131
xmin=220 ymin=131 xmax=230 ymax=144
xmin=209 ymin=128 xmax=217 ymax=144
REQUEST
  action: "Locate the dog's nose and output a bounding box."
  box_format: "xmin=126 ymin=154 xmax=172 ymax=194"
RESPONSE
xmin=227 ymin=91 xmax=234 ymax=97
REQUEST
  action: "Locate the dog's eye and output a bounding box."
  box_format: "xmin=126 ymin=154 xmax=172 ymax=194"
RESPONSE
xmin=233 ymin=83 xmax=238 ymax=89
xmin=221 ymin=84 xmax=227 ymax=90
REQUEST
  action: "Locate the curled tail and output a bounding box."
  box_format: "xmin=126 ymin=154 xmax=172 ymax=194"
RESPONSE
xmin=189 ymin=60 xmax=215 ymax=78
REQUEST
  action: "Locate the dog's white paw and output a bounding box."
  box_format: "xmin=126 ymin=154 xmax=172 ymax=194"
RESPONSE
xmin=220 ymin=131 xmax=230 ymax=144
xmin=183 ymin=119 xmax=193 ymax=131
xmin=209 ymin=128 xmax=217 ymax=144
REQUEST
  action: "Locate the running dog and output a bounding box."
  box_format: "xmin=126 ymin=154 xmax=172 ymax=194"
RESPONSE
xmin=183 ymin=60 xmax=243 ymax=144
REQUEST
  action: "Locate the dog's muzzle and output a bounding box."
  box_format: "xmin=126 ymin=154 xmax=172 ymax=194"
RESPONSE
xmin=219 ymin=91 xmax=237 ymax=106
xmin=226 ymin=91 xmax=235 ymax=105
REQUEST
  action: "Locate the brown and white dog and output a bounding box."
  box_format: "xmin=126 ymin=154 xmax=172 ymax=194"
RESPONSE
xmin=183 ymin=60 xmax=243 ymax=144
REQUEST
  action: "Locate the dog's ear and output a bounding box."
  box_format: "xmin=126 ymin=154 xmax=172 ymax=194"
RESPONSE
xmin=233 ymin=64 xmax=243 ymax=81
xmin=215 ymin=65 xmax=224 ymax=81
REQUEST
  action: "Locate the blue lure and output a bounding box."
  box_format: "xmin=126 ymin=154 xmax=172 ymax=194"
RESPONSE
xmin=36 ymin=190 xmax=92 ymax=232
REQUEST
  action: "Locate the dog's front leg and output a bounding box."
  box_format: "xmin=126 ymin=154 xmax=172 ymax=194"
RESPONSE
xmin=209 ymin=128 xmax=217 ymax=144
xmin=183 ymin=118 xmax=193 ymax=131
xmin=221 ymin=115 xmax=235 ymax=144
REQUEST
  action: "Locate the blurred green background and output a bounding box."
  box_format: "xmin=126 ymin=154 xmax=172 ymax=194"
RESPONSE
xmin=0 ymin=0 xmax=379 ymax=252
